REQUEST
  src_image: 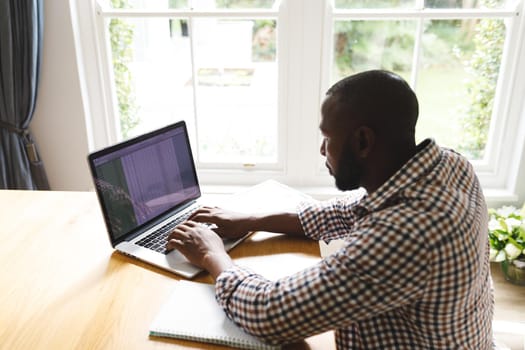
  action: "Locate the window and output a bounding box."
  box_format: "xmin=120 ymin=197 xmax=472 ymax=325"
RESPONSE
xmin=96 ymin=0 xmax=280 ymax=170
xmin=323 ymin=0 xmax=524 ymax=193
xmin=76 ymin=0 xmax=525 ymax=198
xmin=329 ymin=0 xmax=514 ymax=161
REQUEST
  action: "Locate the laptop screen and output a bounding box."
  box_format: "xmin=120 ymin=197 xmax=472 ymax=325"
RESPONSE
xmin=88 ymin=121 xmax=200 ymax=243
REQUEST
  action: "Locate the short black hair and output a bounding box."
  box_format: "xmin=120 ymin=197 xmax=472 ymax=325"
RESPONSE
xmin=326 ymin=70 xmax=419 ymax=137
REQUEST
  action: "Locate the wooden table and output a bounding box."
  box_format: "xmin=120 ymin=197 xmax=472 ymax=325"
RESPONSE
xmin=0 ymin=188 xmax=523 ymax=349
xmin=491 ymin=263 xmax=525 ymax=350
xmin=0 ymin=188 xmax=333 ymax=349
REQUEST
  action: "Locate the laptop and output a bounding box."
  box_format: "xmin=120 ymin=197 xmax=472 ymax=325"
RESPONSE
xmin=87 ymin=121 xmax=247 ymax=278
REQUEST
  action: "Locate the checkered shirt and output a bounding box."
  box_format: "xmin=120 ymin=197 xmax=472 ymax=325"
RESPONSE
xmin=215 ymin=139 xmax=494 ymax=349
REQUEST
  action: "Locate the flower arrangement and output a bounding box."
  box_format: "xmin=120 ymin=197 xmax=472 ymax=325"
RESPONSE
xmin=488 ymin=203 xmax=525 ymax=285
xmin=489 ymin=204 xmax=525 ymax=262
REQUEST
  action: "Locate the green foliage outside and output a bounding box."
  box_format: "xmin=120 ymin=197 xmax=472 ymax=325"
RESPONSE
xmin=215 ymin=0 xmax=276 ymax=61
xmin=168 ymin=0 xmax=274 ymax=9
xmin=251 ymin=20 xmax=276 ymax=62
xmin=109 ymin=0 xmax=139 ymax=139
xmin=459 ymin=0 xmax=505 ymax=159
xmin=108 ymin=0 xmax=505 ymax=157
xmin=332 ymin=18 xmax=476 ymax=77
xmin=334 ymin=20 xmax=415 ymax=75
xmin=335 ymin=0 xmax=413 ymax=9
xmin=215 ymin=0 xmax=275 ymax=8
xmin=333 ymin=0 xmax=506 ymax=159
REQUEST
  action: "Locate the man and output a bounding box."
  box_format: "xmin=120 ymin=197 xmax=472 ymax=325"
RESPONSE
xmin=166 ymin=70 xmax=494 ymax=349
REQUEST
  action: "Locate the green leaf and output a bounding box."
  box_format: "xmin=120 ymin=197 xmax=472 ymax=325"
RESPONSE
xmin=498 ymin=218 xmax=508 ymax=231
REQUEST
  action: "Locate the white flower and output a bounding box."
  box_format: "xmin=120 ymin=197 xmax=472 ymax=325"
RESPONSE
xmin=489 ymin=247 xmax=499 ymax=260
xmin=497 ymin=206 xmax=518 ymax=217
xmin=488 ymin=218 xmax=502 ymax=232
xmin=493 ymin=250 xmax=507 ymax=262
xmin=504 ymin=243 xmax=522 ymax=260
xmin=505 ymin=218 xmax=522 ymax=231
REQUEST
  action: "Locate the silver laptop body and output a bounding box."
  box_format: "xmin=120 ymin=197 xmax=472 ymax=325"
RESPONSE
xmin=88 ymin=121 xmax=245 ymax=278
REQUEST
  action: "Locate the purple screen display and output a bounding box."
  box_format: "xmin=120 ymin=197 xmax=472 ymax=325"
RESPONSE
xmin=92 ymin=126 xmax=199 ymax=240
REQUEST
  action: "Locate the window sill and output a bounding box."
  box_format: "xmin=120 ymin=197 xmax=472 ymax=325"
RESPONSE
xmin=201 ymin=183 xmax=520 ymax=207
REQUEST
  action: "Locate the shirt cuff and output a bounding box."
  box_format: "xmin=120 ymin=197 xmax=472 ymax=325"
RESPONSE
xmin=215 ymin=265 xmax=257 ymax=315
xmin=297 ymin=200 xmax=325 ymax=241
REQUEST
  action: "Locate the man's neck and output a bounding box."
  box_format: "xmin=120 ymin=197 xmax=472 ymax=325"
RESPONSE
xmin=363 ymin=141 xmax=418 ymax=194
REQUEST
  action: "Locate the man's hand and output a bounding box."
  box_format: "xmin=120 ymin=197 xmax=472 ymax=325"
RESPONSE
xmin=189 ymin=206 xmax=253 ymax=238
xmin=166 ymin=221 xmax=233 ymax=279
xmin=191 ymin=206 xmax=305 ymax=238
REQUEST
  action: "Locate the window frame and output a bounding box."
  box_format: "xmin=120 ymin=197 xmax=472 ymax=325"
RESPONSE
xmin=95 ymin=2 xmax=285 ymax=171
xmin=320 ymin=1 xmax=523 ymax=192
xmin=73 ymin=0 xmax=525 ymax=201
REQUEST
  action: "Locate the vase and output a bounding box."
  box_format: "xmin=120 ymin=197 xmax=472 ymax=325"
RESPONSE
xmin=501 ymin=258 xmax=525 ymax=286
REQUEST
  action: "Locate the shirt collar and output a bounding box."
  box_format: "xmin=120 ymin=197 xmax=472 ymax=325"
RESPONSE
xmin=358 ymin=138 xmax=442 ymax=212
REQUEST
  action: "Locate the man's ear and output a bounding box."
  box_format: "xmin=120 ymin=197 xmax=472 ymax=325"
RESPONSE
xmin=354 ymin=126 xmax=375 ymax=158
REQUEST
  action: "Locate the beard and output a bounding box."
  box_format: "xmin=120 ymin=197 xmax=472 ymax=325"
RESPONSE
xmin=333 ymin=145 xmax=363 ymax=191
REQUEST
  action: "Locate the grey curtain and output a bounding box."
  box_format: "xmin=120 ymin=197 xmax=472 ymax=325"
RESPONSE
xmin=0 ymin=0 xmax=49 ymax=190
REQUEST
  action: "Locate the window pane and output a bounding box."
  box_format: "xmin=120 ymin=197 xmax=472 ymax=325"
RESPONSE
xmin=107 ymin=17 xmax=195 ymax=139
xmin=107 ymin=0 xmax=276 ymax=10
xmin=333 ymin=0 xmax=510 ymax=9
xmin=213 ymin=0 xmax=276 ymax=9
xmin=108 ymin=16 xmax=278 ymax=163
xmin=416 ymin=18 xmax=506 ymax=159
xmin=424 ymin=0 xmax=508 ymax=9
xmin=192 ymin=19 xmax=278 ymax=163
xmin=108 ymin=0 xmax=190 ymax=10
xmin=334 ymin=0 xmax=416 ymax=9
xmin=332 ymin=20 xmax=416 ymax=82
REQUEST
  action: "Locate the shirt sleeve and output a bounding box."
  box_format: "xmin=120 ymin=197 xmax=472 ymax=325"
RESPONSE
xmin=298 ymin=188 xmax=366 ymax=242
xmin=215 ymin=214 xmax=430 ymax=345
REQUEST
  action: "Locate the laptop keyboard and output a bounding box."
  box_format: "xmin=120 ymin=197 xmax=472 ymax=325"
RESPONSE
xmin=136 ymin=207 xmax=197 ymax=254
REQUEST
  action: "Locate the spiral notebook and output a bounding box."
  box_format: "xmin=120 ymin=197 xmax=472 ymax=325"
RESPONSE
xmin=149 ymin=281 xmax=280 ymax=350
